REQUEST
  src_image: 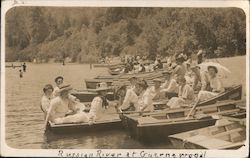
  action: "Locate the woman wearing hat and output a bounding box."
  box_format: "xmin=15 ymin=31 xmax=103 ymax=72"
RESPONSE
xmin=119 ymin=81 xmax=144 ymax=112
xmin=53 ymin=76 xmax=64 ymax=97
xmin=44 ymin=85 xmax=88 ymax=129
xmin=197 ymin=66 xmax=225 ymax=102
xmin=88 ymin=82 xmax=112 ymax=124
xmin=167 ymin=76 xmax=194 ymax=108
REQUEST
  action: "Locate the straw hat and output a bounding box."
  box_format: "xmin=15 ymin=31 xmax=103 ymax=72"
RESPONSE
xmin=95 ymin=82 xmax=110 ymax=91
xmin=59 ymin=84 xmax=73 ymax=93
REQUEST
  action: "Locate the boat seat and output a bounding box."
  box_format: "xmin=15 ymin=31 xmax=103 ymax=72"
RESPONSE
xmin=186 ymin=135 xmax=233 ymax=149
xmin=138 ymin=116 xmax=158 ymax=124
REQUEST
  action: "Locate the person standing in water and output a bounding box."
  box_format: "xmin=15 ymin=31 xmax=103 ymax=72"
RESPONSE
xmin=19 ymin=69 xmax=23 ymax=78
xmin=22 ymin=62 xmax=27 ymax=72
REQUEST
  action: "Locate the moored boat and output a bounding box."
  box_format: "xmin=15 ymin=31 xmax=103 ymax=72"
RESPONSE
xmin=71 ymin=89 xmax=115 ymax=102
xmin=121 ymin=99 xmax=245 ymax=142
xmin=169 ymin=119 xmax=246 ymax=149
xmin=47 ymin=117 xmax=122 ymax=134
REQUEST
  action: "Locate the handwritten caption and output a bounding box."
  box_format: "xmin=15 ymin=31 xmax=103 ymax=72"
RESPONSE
xmin=58 ymin=150 xmax=206 ymax=158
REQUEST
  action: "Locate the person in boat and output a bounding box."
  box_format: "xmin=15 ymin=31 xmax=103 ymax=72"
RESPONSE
xmin=114 ymin=85 xmax=127 ymax=106
xmin=119 ymin=80 xmax=143 ymax=111
xmin=138 ymin=79 xmax=163 ymax=112
xmin=197 ymin=45 xmax=206 ymax=64
xmin=171 ymin=55 xmax=186 ymax=78
xmin=138 ymin=64 xmax=146 ymax=72
xmin=53 ymin=76 xmax=64 ymax=97
xmin=154 ymin=59 xmax=163 ymax=70
xmin=190 ymin=65 xmax=210 ymax=92
xmin=197 ymin=66 xmax=225 ymax=102
xmin=146 ymin=78 xmax=165 ymax=101
xmin=128 ymin=76 xmax=138 ymax=90
xmin=88 ymin=82 xmax=113 ymax=124
xmin=161 ymin=71 xmax=171 ymax=89
xmin=44 ymin=85 xmax=88 ymax=128
xmin=162 ymin=74 xmax=179 ymax=99
xmin=167 ymin=76 xmax=194 ymax=108
xmin=41 ymin=84 xmax=54 ymax=119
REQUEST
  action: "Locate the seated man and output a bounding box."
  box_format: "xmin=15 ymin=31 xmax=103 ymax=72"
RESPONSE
xmin=53 ymin=76 xmax=64 ymax=97
xmin=197 ymin=66 xmax=225 ymax=102
xmin=167 ymin=77 xmax=194 ymax=108
xmin=44 ymin=85 xmax=87 ymax=129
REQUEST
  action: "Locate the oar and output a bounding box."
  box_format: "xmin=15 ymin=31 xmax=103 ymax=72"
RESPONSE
xmin=185 ymin=100 xmax=199 ymax=119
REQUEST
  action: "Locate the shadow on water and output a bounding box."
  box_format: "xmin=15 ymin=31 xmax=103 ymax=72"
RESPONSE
xmin=42 ymin=129 xmax=174 ymax=149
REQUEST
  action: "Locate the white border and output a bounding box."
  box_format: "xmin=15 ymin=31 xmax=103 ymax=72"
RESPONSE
xmin=1 ymin=0 xmax=249 ymax=157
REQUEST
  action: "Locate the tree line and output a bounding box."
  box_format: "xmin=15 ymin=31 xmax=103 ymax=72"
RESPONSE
xmin=5 ymin=7 xmax=246 ymax=63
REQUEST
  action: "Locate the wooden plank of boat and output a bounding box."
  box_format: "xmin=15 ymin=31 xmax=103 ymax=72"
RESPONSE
xmin=85 ymin=79 xmax=114 ymax=89
xmin=197 ymin=85 xmax=242 ymax=107
xmin=71 ymin=90 xmax=115 ymax=102
xmin=168 ymin=120 xmax=246 ymax=149
xmin=47 ymin=117 xmax=123 ymax=134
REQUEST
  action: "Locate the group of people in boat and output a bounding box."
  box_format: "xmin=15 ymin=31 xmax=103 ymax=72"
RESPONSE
xmin=41 ymin=45 xmax=225 ymax=128
xmin=41 ymin=76 xmax=116 ymax=130
xmin=116 ymin=51 xmax=224 ymax=112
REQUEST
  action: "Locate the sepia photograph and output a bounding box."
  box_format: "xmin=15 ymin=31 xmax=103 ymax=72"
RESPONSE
xmin=1 ymin=0 xmax=249 ymax=157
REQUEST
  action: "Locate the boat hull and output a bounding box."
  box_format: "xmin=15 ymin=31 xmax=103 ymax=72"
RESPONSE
xmin=124 ymin=116 xmax=216 ymax=143
xmin=47 ymin=119 xmax=123 ymax=134
xmin=71 ymin=91 xmax=115 ymax=102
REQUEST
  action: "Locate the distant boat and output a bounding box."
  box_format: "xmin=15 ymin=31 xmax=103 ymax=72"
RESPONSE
xmin=169 ymin=118 xmax=246 ymax=149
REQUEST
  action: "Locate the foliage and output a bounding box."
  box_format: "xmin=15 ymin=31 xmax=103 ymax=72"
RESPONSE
xmin=5 ymin=7 xmax=246 ymax=62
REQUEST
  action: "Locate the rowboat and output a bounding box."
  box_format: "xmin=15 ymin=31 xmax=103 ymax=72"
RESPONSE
xmin=121 ymin=99 xmax=245 ymax=142
xmin=197 ymin=85 xmax=242 ymax=107
xmin=169 ymin=118 xmax=246 ymax=149
xmin=47 ymin=118 xmax=122 ymax=134
xmin=93 ymin=63 xmax=124 ymax=68
xmin=154 ymin=84 xmax=242 ymax=110
xmin=5 ymin=65 xmax=22 ymax=68
xmin=85 ymin=70 xmax=164 ymax=89
xmin=71 ymin=90 xmax=115 ymax=102
xmin=46 ymin=104 xmax=123 ymax=134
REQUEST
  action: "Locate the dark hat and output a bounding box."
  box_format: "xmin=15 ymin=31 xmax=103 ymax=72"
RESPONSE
xmin=43 ymin=84 xmax=54 ymax=93
xmin=207 ymin=66 xmax=218 ymax=73
xmin=55 ymin=76 xmax=64 ymax=82
xmin=59 ymin=84 xmax=73 ymax=93
xmin=128 ymin=76 xmax=138 ymax=81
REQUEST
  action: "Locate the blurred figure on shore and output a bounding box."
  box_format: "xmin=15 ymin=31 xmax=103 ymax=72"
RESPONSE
xmin=22 ymin=62 xmax=26 ymax=72
xmin=19 ymin=69 xmax=23 ymax=78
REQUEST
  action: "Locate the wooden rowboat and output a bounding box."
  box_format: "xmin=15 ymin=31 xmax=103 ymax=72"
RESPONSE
xmin=71 ymin=90 xmax=115 ymax=102
xmin=121 ymin=100 xmax=245 ymax=143
xmin=85 ymin=70 xmax=164 ymax=89
xmin=154 ymin=84 xmax=242 ymax=110
xmin=169 ymin=119 xmax=246 ymax=149
xmin=47 ymin=115 xmax=122 ymax=134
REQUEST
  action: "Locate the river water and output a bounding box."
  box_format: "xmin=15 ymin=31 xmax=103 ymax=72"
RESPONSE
xmin=5 ymin=63 xmax=174 ymax=149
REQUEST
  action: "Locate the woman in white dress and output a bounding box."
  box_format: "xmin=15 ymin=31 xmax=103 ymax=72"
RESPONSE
xmin=40 ymin=84 xmax=54 ymax=119
xmin=197 ymin=66 xmax=225 ymax=102
xmin=167 ymin=76 xmax=194 ymax=108
xmin=44 ymin=85 xmax=88 ymax=130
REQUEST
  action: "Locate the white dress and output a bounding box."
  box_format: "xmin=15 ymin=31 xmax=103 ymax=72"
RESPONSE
xmin=120 ymin=89 xmax=139 ymax=110
xmin=167 ymin=84 xmax=194 ymax=108
xmin=197 ymin=76 xmax=225 ymax=102
xmin=48 ymin=97 xmax=88 ymax=124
